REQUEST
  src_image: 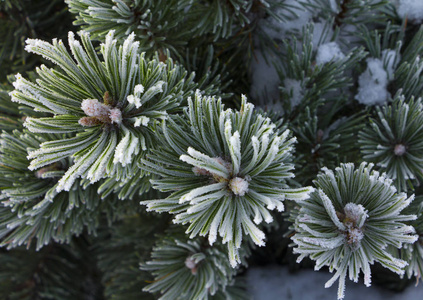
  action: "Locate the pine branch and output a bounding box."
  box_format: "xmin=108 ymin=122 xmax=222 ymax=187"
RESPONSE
xmin=291 ymin=162 xmax=417 ymax=299
xmin=0 ymin=85 xmax=22 ymax=131
xmin=358 ymin=93 xmax=423 ymax=191
xmin=141 ymin=229 xmax=247 ymax=300
xmin=277 ymin=24 xmax=366 ymax=117
xmin=293 ymin=107 xmax=366 ymax=185
xmin=93 ymin=212 xmax=169 ymax=300
xmin=0 ymin=130 xmax=121 ymax=250
xmin=401 ymin=194 xmax=423 ymax=284
xmin=10 ymin=30 xmax=200 ymax=192
xmin=66 ymin=0 xmax=192 ymax=58
xmin=141 ymin=91 xmax=313 ymax=267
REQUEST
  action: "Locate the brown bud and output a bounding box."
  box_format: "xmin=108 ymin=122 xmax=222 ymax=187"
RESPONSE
xmin=78 ymin=116 xmax=102 ymax=127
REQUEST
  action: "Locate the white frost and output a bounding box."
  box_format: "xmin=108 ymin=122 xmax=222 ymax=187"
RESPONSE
xmin=109 ymin=108 xmax=122 ymax=124
xmin=344 ymin=203 xmax=368 ymax=225
xmin=394 ymin=144 xmax=407 ymax=156
xmin=81 ymin=99 xmax=110 ymax=117
xmin=127 ymin=84 xmax=145 ymax=108
xmin=134 ymin=84 xmax=144 ymax=94
xmin=133 ymin=116 xmax=150 ymax=127
xmin=347 ymin=227 xmax=364 ymax=245
xmin=229 ymin=177 xmax=249 ymax=196
xmin=382 ymin=49 xmax=400 ymax=81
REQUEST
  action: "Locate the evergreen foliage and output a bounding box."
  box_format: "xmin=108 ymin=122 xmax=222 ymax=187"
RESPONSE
xmin=0 ymin=86 xmax=22 ymax=131
xmin=291 ymin=162 xmax=418 ymax=299
xmin=358 ymin=94 xmax=423 ymax=191
xmin=1 ymin=1 xmax=423 ymax=299
xmin=141 ymin=232 xmax=241 ymax=300
xmin=401 ymin=194 xmax=423 ymax=284
xmin=66 ymin=0 xmax=192 ymax=56
xmin=141 ymin=91 xmax=313 ymax=267
xmin=293 ymin=108 xmax=365 ymax=184
xmin=66 ymin=0 xmax=289 ymax=47
xmin=93 ymin=212 xmax=166 ymax=300
xmin=277 ymin=24 xmax=366 ymax=115
xmin=0 ymin=239 xmax=103 ymax=300
xmin=10 ymin=30 xmax=199 ymax=192
xmin=0 ymin=130 xmax=119 ymax=250
xmin=0 ymin=0 xmax=74 ymax=80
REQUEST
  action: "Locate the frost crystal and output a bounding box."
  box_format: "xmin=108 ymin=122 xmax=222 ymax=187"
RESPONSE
xmin=109 ymin=108 xmax=122 ymax=124
xmin=134 ymin=84 xmax=144 ymax=94
xmin=185 ymin=256 xmax=198 ymax=275
xmin=394 ymin=144 xmax=407 ymax=156
xmin=127 ymin=84 xmax=145 ymax=108
xmin=344 ymin=203 xmax=368 ymax=225
xmin=80 ymin=99 xmax=122 ymax=125
xmin=81 ymin=99 xmax=110 ymax=117
xmin=291 ymin=163 xmax=417 ymax=300
xmin=229 ymin=177 xmax=249 ymax=196
xmin=151 ymin=81 xmax=164 ymax=93
xmin=347 ymin=227 xmax=364 ymax=245
xmin=133 ymin=116 xmax=150 ymax=127
xmin=343 ymin=203 xmax=368 ymax=247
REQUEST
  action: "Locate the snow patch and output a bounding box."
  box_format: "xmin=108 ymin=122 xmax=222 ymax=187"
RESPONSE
xmin=355 ymin=50 xmax=400 ymax=106
xmin=355 ymin=58 xmax=389 ymax=106
xmin=283 ymin=78 xmax=303 ymax=108
xmin=262 ymin=0 xmax=313 ymax=39
xmin=229 ymin=177 xmax=249 ymax=196
xmin=247 ymin=265 xmax=423 ymax=300
xmin=397 ymin=0 xmax=423 ymax=24
xmin=316 ymin=42 xmax=345 ymax=65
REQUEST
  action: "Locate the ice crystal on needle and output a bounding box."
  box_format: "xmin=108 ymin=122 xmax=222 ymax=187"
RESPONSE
xmin=142 ymin=91 xmax=313 ymax=267
xmin=359 ymin=95 xmax=423 ymax=190
xmin=10 ymin=30 xmax=195 ymax=191
xmin=291 ymin=163 xmax=417 ymax=299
